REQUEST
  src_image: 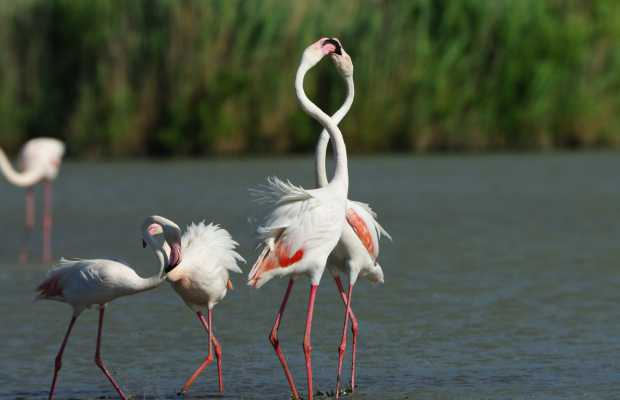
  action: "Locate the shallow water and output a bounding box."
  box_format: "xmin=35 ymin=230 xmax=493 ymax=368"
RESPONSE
xmin=1 ymin=153 xmax=620 ymax=399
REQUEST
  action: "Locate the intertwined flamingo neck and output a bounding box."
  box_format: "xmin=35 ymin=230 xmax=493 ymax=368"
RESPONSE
xmin=0 ymin=146 xmax=45 ymax=187
xmin=314 ymin=75 xmax=354 ymax=188
xmin=136 ymin=216 xmax=174 ymax=292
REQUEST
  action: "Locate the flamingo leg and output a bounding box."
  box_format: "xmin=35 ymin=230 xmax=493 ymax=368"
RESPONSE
xmin=269 ymin=279 xmax=298 ymax=399
xmin=18 ymin=186 xmax=35 ymax=263
xmin=180 ymin=310 xmax=219 ymax=394
xmin=94 ymin=308 xmax=126 ymax=400
xmin=47 ymin=315 xmax=77 ymax=400
xmin=43 ymin=180 xmax=52 ymax=262
xmin=335 ymin=285 xmax=353 ymax=398
xmin=303 ymin=285 xmax=318 ymax=400
xmin=334 ymin=276 xmax=358 ymax=391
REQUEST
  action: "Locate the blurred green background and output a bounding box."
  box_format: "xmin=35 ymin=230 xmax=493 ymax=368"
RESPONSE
xmin=1 ymin=0 xmax=620 ymax=157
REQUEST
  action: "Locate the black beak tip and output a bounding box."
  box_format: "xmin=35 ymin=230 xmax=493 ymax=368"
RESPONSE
xmin=322 ymin=38 xmax=342 ymax=56
xmin=165 ymin=263 xmax=178 ymax=273
xmin=142 ymin=239 xmax=147 ymax=248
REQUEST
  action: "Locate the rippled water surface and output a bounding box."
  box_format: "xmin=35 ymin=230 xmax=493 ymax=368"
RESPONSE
xmin=1 ymin=153 xmax=620 ymax=400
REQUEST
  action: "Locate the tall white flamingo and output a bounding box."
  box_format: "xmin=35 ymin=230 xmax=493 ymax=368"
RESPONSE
xmin=0 ymin=137 xmax=65 ymax=262
xmin=247 ymin=38 xmax=348 ymax=400
xmin=35 ymin=215 xmax=182 ymax=400
xmin=315 ymin=39 xmax=392 ymax=397
xmin=145 ymin=220 xmax=244 ymax=394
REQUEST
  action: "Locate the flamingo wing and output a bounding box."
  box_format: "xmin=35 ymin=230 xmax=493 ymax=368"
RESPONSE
xmin=248 ymin=177 xmax=341 ymax=288
xmin=346 ymin=200 xmax=392 ymax=261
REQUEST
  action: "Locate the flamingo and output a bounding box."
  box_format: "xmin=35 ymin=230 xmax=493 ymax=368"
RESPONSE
xmin=35 ymin=215 xmax=183 ymax=400
xmin=247 ymin=38 xmax=348 ymax=400
xmin=0 ymin=137 xmax=65 ymax=262
xmin=314 ymin=39 xmax=392 ymax=397
xmin=145 ymin=220 xmax=244 ymax=394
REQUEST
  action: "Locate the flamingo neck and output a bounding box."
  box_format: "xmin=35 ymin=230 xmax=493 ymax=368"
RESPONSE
xmin=0 ymin=146 xmax=43 ymax=187
xmin=136 ymin=216 xmax=171 ymax=292
xmin=315 ymin=76 xmax=354 ymax=188
xmin=295 ymin=57 xmax=348 ymax=196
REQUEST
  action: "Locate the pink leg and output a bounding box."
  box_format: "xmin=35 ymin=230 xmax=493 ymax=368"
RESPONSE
xmin=180 ymin=310 xmax=220 ymax=394
xmin=94 ymin=308 xmax=126 ymax=400
xmin=269 ymin=279 xmax=299 ymax=399
xmin=43 ymin=180 xmax=52 ymax=262
xmin=335 ymin=285 xmax=353 ymax=398
xmin=303 ymin=285 xmax=318 ymax=400
xmin=48 ymin=315 xmax=77 ymax=400
xmin=334 ymin=277 xmax=358 ymax=391
xmin=18 ymin=186 xmax=35 ymax=263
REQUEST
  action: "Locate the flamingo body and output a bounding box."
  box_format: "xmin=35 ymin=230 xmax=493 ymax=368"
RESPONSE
xmin=149 ymin=220 xmax=244 ymax=394
xmin=166 ymin=222 xmax=244 ymax=310
xmin=0 ymin=137 xmax=65 ymax=262
xmin=36 ymin=216 xmax=182 ymax=400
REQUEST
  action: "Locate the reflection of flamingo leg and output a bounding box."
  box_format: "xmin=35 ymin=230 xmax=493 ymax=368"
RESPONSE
xmin=303 ymin=285 xmax=318 ymax=400
xmin=335 ymin=285 xmax=353 ymax=398
xmin=43 ymin=180 xmax=52 ymax=262
xmin=47 ymin=316 xmax=76 ymax=400
xmin=94 ymin=308 xmax=126 ymax=399
xmin=270 ymin=279 xmax=298 ymax=399
xmin=19 ymin=186 xmax=35 ymax=263
xmin=334 ymin=276 xmax=358 ymax=391
xmin=180 ymin=310 xmax=220 ymax=394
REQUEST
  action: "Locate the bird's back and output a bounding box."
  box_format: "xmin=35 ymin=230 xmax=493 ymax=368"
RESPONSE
xmin=19 ymin=138 xmax=65 ymax=180
xmin=167 ymin=222 xmax=244 ymax=309
xmin=248 ymin=176 xmax=346 ymax=288
xmin=35 ymin=257 xmax=137 ymax=315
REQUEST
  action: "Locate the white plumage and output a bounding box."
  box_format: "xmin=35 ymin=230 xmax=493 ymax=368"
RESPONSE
xmin=149 ymin=220 xmax=244 ymax=394
xmin=165 ymin=221 xmax=244 ymax=310
xmin=35 ymin=216 xmax=183 ymax=400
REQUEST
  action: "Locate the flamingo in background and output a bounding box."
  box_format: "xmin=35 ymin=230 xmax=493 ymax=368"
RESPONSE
xmin=35 ymin=215 xmax=182 ymax=400
xmin=314 ymin=39 xmax=392 ymax=397
xmin=0 ymin=137 xmax=65 ymax=262
xmin=247 ymin=38 xmax=348 ymax=400
xmin=146 ymin=220 xmax=244 ymax=394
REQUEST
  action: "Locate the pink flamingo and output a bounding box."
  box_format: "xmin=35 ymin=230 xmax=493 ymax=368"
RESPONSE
xmin=146 ymin=221 xmax=244 ymax=394
xmin=314 ymin=39 xmax=391 ymax=397
xmin=35 ymin=215 xmax=182 ymax=400
xmin=0 ymin=137 xmax=65 ymax=262
xmin=247 ymin=38 xmax=348 ymax=400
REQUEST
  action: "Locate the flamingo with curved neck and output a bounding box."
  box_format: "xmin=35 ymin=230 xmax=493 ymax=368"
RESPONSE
xmin=247 ymin=38 xmax=348 ymax=400
xmin=0 ymin=137 xmax=65 ymax=262
xmin=35 ymin=215 xmax=182 ymax=400
xmin=314 ymin=39 xmax=392 ymax=397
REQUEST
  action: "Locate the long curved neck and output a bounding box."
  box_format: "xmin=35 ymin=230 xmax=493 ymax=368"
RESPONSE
xmin=135 ymin=216 xmax=171 ymax=292
xmin=295 ymin=58 xmax=348 ymax=195
xmin=0 ymin=147 xmax=43 ymax=187
xmin=315 ymin=75 xmax=354 ymax=188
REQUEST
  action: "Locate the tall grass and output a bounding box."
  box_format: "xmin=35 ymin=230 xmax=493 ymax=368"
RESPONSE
xmin=1 ymin=0 xmax=620 ymax=156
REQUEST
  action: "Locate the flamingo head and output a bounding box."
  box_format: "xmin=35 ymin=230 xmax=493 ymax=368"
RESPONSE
xmin=360 ymin=261 xmax=384 ymax=286
xmin=163 ymin=224 xmax=183 ymax=272
xmin=301 ymin=37 xmax=343 ymax=69
xmin=326 ymin=38 xmax=353 ymax=79
xmin=142 ymin=219 xmax=183 ymax=272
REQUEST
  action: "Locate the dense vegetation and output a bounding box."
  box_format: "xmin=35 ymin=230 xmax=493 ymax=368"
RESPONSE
xmin=1 ymin=0 xmax=620 ymax=156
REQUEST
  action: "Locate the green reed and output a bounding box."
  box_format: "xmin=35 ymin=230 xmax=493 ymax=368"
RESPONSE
xmin=1 ymin=0 xmax=620 ymax=156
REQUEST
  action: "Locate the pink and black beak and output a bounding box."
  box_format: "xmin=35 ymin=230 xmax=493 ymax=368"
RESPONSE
xmin=321 ymin=38 xmax=342 ymax=56
xmin=165 ymin=240 xmax=182 ymax=273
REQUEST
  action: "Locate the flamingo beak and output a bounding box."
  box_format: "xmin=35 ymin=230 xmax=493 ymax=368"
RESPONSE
xmin=165 ymin=240 xmax=182 ymax=272
xmin=321 ymin=38 xmax=342 ymax=56
xmin=142 ymin=239 xmax=147 ymax=248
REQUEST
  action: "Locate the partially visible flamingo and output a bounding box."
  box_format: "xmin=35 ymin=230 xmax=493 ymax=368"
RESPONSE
xmin=314 ymin=39 xmax=391 ymax=397
xmin=247 ymin=38 xmax=348 ymax=400
xmin=35 ymin=215 xmax=182 ymax=400
xmin=0 ymin=137 xmax=65 ymax=262
xmin=146 ymin=221 xmax=244 ymax=394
